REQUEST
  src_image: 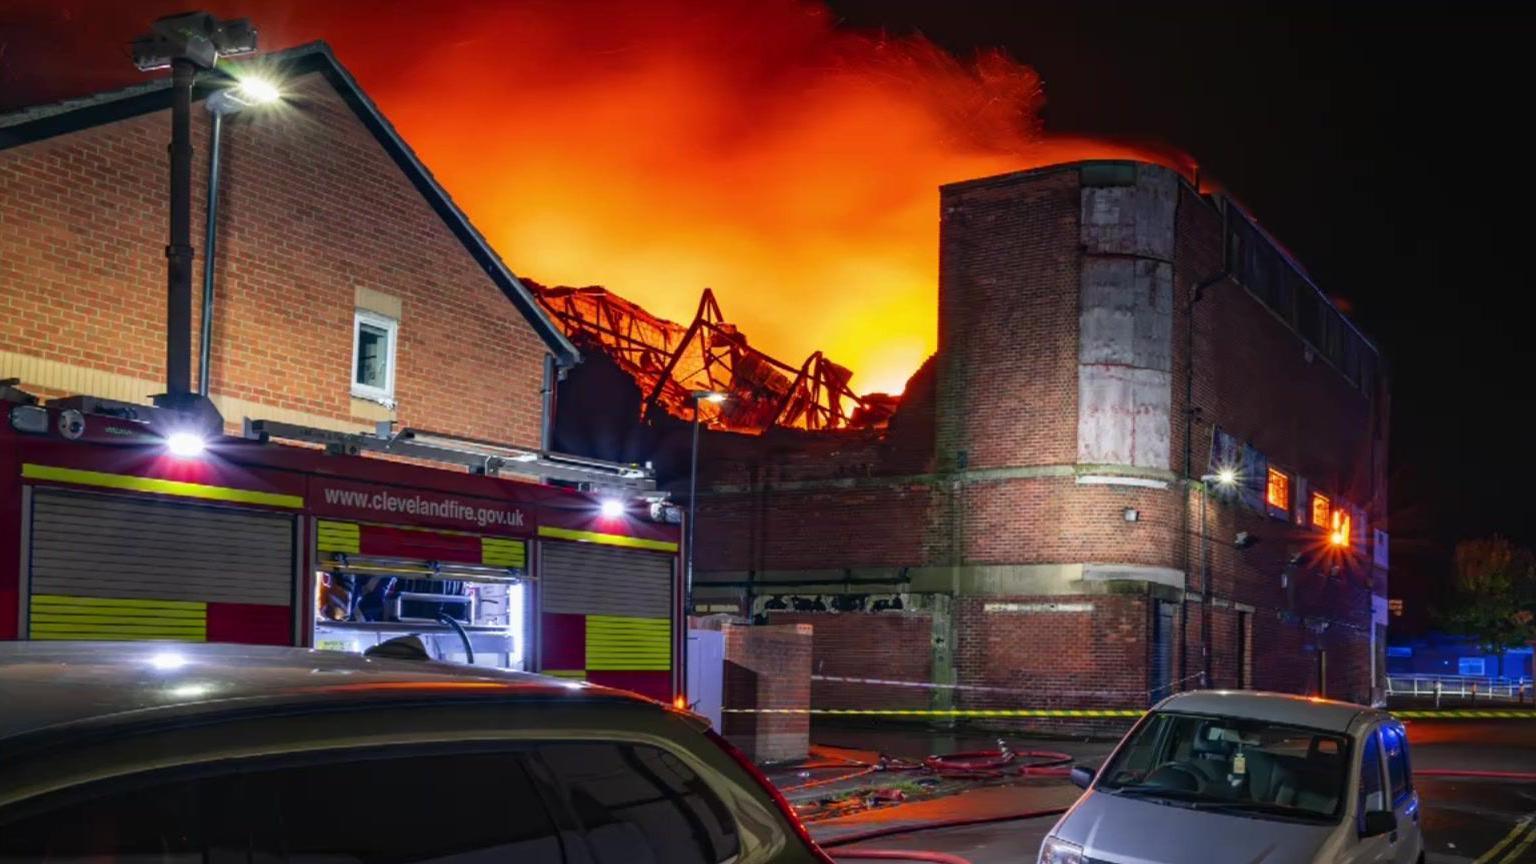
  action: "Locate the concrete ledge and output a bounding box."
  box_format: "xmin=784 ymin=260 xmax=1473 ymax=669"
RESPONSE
xmin=1081 ymin=563 xmax=1185 ymax=590
xmin=697 ymin=561 xmax=1188 ymax=597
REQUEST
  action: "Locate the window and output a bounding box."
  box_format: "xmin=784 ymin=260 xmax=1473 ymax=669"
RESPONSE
xmin=1358 ymin=728 xmax=1385 ymax=816
xmin=1096 ymin=712 xmax=1349 ymax=821
xmin=539 ymin=742 xmax=741 ymax=864
xmin=1382 ymin=725 xmax=1412 ymax=804
xmin=0 ymin=748 xmax=564 ymax=863
xmin=1266 ymin=467 xmax=1290 ymax=512
xmin=352 ymin=309 xmax=398 ymax=404
xmin=1311 ymin=492 xmax=1331 ymax=528
xmin=1459 ymin=657 xmax=1487 ymax=676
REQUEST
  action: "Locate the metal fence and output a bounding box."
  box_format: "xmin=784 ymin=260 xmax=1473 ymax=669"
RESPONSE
xmin=1387 ymin=674 xmax=1535 ymax=704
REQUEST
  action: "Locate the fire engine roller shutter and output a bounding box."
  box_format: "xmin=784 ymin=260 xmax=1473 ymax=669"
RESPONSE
xmin=540 ymin=541 xmax=673 ymax=672
xmin=27 ymin=489 xmax=295 ymax=642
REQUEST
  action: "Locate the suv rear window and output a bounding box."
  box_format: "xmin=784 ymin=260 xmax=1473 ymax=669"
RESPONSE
xmin=0 ymin=749 xmax=564 ymax=862
xmin=537 ymin=743 xmax=741 ymax=864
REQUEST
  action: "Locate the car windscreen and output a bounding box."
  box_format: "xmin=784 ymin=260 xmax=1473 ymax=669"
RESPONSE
xmin=1095 ymin=711 xmax=1350 ymax=822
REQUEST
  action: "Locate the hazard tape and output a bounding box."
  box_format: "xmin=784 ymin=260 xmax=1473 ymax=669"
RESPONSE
xmin=810 ymin=672 xmax=1206 ymax=698
xmin=1395 ymin=710 xmax=1536 ymax=719
xmin=724 ymin=707 xmax=1536 ymax=720
xmin=723 ymin=708 xmax=1145 ymax=718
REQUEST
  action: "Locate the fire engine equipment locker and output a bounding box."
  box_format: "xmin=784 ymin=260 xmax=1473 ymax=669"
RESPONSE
xmin=24 ymin=488 xmax=296 ymax=641
xmin=540 ymin=541 xmax=674 ymax=678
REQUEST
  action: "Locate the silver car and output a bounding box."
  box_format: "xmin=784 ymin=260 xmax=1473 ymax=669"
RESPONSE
xmin=0 ymin=641 xmax=832 ymax=864
xmin=1041 ymin=691 xmax=1423 ymax=864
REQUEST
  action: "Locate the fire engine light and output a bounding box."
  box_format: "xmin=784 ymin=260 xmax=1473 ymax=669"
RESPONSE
xmin=166 ymin=431 xmax=207 ymax=458
xmin=600 ymin=498 xmax=625 ymax=518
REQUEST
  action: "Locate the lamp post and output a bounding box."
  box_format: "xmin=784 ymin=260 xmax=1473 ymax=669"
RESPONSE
xmin=686 ymin=390 xmax=728 ymax=615
xmin=1197 ymin=469 xmax=1237 ymax=688
xmin=198 ymin=77 xmax=281 ymax=396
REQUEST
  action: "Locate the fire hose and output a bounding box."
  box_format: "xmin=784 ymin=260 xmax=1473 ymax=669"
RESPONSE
xmin=828 ymin=851 xmax=976 ymax=863
xmin=785 ymin=744 xmax=1074 ymax=793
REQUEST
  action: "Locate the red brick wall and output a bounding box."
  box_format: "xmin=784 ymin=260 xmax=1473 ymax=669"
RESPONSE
xmin=1 ymin=69 xmax=547 ymax=445
xmin=954 ymin=595 xmax=1149 ymax=710
xmin=769 ymin=611 xmax=933 ymax=709
xmin=721 ymin=622 xmax=812 ymax=762
xmin=937 ymin=167 xmax=1080 ymax=471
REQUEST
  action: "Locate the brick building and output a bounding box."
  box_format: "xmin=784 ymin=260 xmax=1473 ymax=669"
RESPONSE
xmin=1 ymin=42 xmax=577 ymax=444
xmin=690 ymin=161 xmax=1389 ymax=711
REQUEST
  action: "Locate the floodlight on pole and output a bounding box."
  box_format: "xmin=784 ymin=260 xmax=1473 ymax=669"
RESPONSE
xmin=133 ymin=10 xmax=255 ymax=428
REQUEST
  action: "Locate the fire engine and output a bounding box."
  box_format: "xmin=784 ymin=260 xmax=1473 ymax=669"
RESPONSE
xmin=0 ymin=382 xmax=684 ymax=703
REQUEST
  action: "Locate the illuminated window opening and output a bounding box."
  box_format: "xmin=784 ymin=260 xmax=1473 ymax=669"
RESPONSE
xmin=1330 ymin=509 xmax=1352 ymax=549
xmin=1311 ymin=492 xmax=1331 ymax=528
xmin=1266 ymin=468 xmax=1290 ymax=511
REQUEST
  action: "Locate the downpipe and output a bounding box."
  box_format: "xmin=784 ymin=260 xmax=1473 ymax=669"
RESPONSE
xmin=198 ymin=110 xmax=225 ymax=396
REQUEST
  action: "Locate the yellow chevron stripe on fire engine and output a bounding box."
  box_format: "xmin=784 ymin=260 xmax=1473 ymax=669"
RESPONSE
xmin=22 ymin=464 xmax=303 ymax=509
xmin=29 ymin=594 xmax=208 ymax=641
xmin=538 ymin=525 xmax=679 ymax=553
xmin=481 ymin=537 xmax=527 ymax=568
xmin=316 ymin=520 xmax=362 ymax=553
xmin=586 ymin=615 xmax=671 ymax=671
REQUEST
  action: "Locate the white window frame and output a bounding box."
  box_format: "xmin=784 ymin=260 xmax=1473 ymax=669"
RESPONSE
xmin=351 ymin=309 xmax=398 ymax=406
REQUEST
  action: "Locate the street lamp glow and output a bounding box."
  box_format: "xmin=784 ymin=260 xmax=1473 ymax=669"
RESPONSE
xmin=165 ymin=431 xmax=207 ymax=458
xmin=236 ymin=76 xmax=281 ymax=104
xmin=1216 ymin=468 xmax=1237 ymax=486
xmin=600 ymin=498 xmax=625 ymax=518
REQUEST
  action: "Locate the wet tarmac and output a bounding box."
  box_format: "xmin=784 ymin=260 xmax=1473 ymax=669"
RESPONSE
xmin=793 ymin=718 xmax=1536 ymax=864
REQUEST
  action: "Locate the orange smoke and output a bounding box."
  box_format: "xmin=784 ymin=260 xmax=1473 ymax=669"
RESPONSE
xmin=9 ymin=0 xmax=1193 ymax=395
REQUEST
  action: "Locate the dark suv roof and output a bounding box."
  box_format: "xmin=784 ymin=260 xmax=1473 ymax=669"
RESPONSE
xmin=0 ymin=641 xmax=640 ymax=750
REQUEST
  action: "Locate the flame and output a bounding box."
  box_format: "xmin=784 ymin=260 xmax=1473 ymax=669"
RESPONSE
xmin=13 ymin=0 xmax=1194 ymax=395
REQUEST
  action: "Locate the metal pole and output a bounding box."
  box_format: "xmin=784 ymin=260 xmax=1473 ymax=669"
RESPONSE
xmin=1200 ymin=483 xmax=1211 ymax=688
xmin=165 ymin=57 xmax=197 ymax=404
xmin=687 ymin=400 xmax=702 ymax=615
xmin=198 ymin=110 xmax=224 ymax=396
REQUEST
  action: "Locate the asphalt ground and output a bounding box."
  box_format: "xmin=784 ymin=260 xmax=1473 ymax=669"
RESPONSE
xmin=788 ymin=718 xmax=1536 ymax=864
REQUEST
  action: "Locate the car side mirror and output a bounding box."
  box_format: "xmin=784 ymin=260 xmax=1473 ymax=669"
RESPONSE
xmin=1360 ymin=810 xmax=1397 ymax=838
xmin=1070 ymin=764 xmax=1096 ymax=790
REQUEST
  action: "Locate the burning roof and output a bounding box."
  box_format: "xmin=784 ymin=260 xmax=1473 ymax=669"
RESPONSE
xmin=531 ymin=282 xmax=897 ymax=435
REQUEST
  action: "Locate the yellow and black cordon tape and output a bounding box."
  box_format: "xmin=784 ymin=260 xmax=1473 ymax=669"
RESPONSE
xmin=723 ymin=708 xmax=1145 ymax=718
xmin=1394 ymin=709 xmax=1536 ymax=719
xmin=724 ymin=708 xmax=1536 ymax=720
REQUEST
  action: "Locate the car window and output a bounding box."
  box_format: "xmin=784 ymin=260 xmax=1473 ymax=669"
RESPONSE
xmin=1383 ymin=725 xmax=1411 ymax=804
xmin=1358 ymin=728 xmax=1385 ymax=814
xmin=1096 ymin=711 xmax=1350 ymax=821
xmin=0 ymin=749 xmax=565 ymax=863
xmin=537 ymin=743 xmax=741 ymax=864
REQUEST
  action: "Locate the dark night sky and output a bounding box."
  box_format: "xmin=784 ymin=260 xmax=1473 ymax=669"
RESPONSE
xmin=3 ymin=2 xmax=1530 ymax=630
xmin=825 ymin=1 xmax=1536 ymax=629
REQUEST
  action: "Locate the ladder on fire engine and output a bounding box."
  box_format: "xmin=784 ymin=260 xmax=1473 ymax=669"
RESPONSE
xmin=244 ymin=419 xmax=659 ymax=495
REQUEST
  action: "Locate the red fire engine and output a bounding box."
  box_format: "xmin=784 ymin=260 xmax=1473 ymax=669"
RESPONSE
xmin=0 ymin=386 xmax=684 ymax=703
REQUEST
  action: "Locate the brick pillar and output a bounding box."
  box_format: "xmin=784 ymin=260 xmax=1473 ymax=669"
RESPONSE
xmin=720 ymin=623 xmax=811 ymax=763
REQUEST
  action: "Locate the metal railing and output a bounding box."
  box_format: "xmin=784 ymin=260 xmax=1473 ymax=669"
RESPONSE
xmin=1387 ymin=674 xmax=1535 ymax=705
